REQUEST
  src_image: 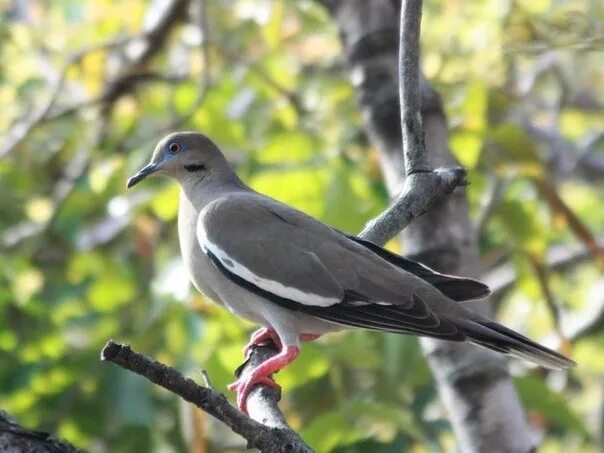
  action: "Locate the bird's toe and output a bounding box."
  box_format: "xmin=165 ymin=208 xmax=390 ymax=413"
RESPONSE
xmin=229 ymin=374 xmax=280 ymax=413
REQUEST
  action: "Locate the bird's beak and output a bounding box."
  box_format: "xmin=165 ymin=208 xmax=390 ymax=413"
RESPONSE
xmin=127 ymin=162 xmax=160 ymax=188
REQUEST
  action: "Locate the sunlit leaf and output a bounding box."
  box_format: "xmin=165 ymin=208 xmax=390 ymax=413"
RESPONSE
xmin=257 ymin=131 xmax=316 ymax=164
xmin=515 ymin=376 xmax=588 ymax=436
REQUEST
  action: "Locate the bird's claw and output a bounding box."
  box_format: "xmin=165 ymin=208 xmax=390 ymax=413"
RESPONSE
xmin=228 ymin=374 xmax=280 ymax=414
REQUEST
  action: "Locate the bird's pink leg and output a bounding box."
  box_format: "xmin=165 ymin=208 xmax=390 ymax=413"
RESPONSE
xmin=299 ymin=333 xmax=320 ymax=342
xmin=243 ymin=330 xmax=319 ymax=357
xmin=243 ymin=327 xmax=282 ymax=357
xmin=228 ymin=345 xmax=300 ymax=414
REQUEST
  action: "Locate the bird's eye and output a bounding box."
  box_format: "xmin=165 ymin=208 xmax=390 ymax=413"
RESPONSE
xmin=167 ymin=142 xmax=181 ymax=154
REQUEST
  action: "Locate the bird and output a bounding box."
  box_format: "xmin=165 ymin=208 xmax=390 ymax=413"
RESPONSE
xmin=127 ymin=131 xmax=576 ymax=413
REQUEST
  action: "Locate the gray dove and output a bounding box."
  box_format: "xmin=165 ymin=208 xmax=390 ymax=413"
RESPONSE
xmin=127 ymin=131 xmax=575 ymax=413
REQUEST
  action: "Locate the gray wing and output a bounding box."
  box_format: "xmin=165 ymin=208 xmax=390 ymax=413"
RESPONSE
xmin=198 ymin=193 xmax=576 ymax=369
xmin=198 ymin=193 xmax=472 ymax=340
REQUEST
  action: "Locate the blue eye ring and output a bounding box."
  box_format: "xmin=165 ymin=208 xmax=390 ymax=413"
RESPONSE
xmin=167 ymin=141 xmax=181 ymax=154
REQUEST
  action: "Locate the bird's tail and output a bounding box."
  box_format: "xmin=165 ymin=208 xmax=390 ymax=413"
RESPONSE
xmin=456 ymin=315 xmax=576 ymax=370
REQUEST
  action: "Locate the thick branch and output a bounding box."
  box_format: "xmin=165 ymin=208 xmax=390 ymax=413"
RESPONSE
xmin=321 ymin=0 xmax=536 ymax=451
xmin=0 ymin=411 xmax=83 ymax=453
xmin=359 ymin=167 xmax=466 ymax=244
xmin=101 ymin=341 xmax=310 ymax=453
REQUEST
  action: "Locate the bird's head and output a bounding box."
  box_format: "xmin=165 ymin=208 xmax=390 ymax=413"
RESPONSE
xmin=127 ymin=131 xmax=223 ymax=188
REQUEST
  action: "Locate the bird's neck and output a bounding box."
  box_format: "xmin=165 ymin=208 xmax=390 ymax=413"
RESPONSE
xmin=178 ymin=168 xmax=247 ymax=212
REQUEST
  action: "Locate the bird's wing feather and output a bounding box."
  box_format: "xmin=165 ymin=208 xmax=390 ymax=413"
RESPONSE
xmin=197 ymin=193 xmax=466 ymax=339
xmin=346 ymin=236 xmax=491 ymax=301
xmin=198 ymin=193 xmax=345 ymax=307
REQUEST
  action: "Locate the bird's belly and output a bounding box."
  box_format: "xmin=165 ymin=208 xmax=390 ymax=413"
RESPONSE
xmin=183 ymin=243 xmax=339 ymax=335
xmin=182 ymin=240 xmax=267 ymax=324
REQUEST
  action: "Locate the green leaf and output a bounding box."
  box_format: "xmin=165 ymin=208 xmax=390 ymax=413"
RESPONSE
xmin=87 ymin=272 xmax=136 ymax=312
xmin=257 ymin=131 xmax=316 ymax=164
xmin=150 ymin=183 xmax=180 ymax=220
xmin=301 ymin=410 xmax=366 ymax=452
xmin=450 ymin=131 xmax=483 ymax=168
xmin=278 ymin=342 xmax=329 ymax=389
xmin=488 ymin=123 xmax=541 ymax=170
xmin=496 ymin=199 xmax=548 ymax=254
xmin=515 ymin=376 xmax=588 ymax=437
xmin=249 ymin=167 xmax=328 ymax=217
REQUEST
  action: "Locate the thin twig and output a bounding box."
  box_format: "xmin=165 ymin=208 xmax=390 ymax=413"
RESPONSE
xmin=0 ymin=36 xmax=134 ymax=159
xmin=213 ymin=42 xmax=304 ymax=115
xmin=200 ymin=369 xmax=214 ymax=389
xmin=476 ymin=177 xmax=507 ymax=239
xmin=358 ymin=167 xmax=467 ymax=244
xmin=528 ymin=255 xmax=565 ymax=341
xmin=485 ymin=238 xmax=603 ymax=299
xmin=536 ymin=177 xmax=604 ymax=268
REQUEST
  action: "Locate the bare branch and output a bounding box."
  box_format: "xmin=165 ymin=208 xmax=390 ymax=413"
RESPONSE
xmin=528 ymin=255 xmax=566 ymax=345
xmin=0 ymin=411 xmax=83 ymax=453
xmin=213 ymin=42 xmax=305 ymax=115
xmin=0 ymin=36 xmax=134 ymax=159
xmin=359 ymin=167 xmax=466 ymax=244
xmin=322 ymin=0 xmax=538 ymax=450
xmin=486 ymin=239 xmax=604 ymax=299
xmin=399 ymin=0 xmax=429 ymax=174
xmin=355 ymin=0 xmax=466 ymax=245
xmin=101 ymin=341 xmax=311 ymax=453
xmin=0 ymin=0 xmax=187 ymax=159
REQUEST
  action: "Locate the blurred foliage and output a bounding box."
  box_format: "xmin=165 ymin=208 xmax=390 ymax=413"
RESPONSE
xmin=0 ymin=0 xmax=603 ymax=451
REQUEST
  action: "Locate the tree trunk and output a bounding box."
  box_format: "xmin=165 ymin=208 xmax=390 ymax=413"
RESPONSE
xmin=321 ymin=1 xmax=536 ymax=451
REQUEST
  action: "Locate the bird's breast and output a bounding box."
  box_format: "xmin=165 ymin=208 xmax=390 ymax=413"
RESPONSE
xmin=178 ymin=193 xmax=223 ymax=304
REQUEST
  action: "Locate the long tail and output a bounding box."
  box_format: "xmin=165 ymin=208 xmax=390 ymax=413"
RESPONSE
xmin=456 ymin=315 xmax=576 ymax=370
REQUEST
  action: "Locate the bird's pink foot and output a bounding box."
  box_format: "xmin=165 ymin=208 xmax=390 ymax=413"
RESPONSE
xmin=243 ymin=327 xmax=281 ymax=357
xmin=228 ymin=375 xmax=280 ymax=413
xmin=229 ymin=345 xmax=300 ymax=414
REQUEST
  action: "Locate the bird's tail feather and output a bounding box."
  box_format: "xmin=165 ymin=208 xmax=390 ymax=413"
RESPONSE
xmin=457 ymin=315 xmax=576 ymax=370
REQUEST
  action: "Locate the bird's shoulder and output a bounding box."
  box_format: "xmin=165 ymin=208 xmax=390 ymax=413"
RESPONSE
xmin=199 ymin=191 xmax=336 ymax=238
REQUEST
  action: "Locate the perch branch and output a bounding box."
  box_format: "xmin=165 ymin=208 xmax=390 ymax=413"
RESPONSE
xmin=101 ymin=341 xmax=311 ymax=453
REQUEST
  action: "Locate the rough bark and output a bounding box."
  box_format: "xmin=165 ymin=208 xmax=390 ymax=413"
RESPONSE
xmin=321 ymin=0 xmax=536 ymax=451
xmin=0 ymin=411 xmax=83 ymax=453
xmin=101 ymin=341 xmax=311 ymax=453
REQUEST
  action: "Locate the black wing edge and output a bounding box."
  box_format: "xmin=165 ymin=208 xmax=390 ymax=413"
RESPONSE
xmin=206 ymin=249 xmax=465 ymax=341
xmin=347 ymin=235 xmax=491 ymax=302
xmin=460 ymin=316 xmax=576 ymax=370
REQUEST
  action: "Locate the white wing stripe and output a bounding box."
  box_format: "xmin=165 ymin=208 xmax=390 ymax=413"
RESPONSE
xmin=198 ymin=223 xmax=339 ymax=307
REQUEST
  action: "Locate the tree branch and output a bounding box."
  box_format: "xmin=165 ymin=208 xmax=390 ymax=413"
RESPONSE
xmin=320 ymin=0 xmax=537 ymax=451
xmin=475 ymin=176 xmax=507 ymax=240
xmin=357 ymin=0 xmax=466 ymax=245
xmin=101 ymin=341 xmax=311 ymax=453
xmin=0 ymin=0 xmax=188 ymax=160
xmin=399 ymin=0 xmax=428 ymax=174
xmin=0 ymin=411 xmax=83 ymax=453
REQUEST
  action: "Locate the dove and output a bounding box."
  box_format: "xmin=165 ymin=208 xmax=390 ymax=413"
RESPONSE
xmin=127 ymin=131 xmax=575 ymax=413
